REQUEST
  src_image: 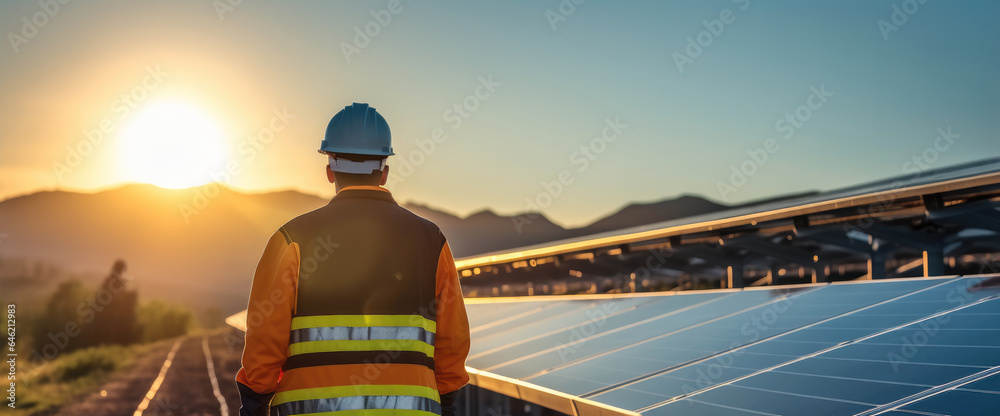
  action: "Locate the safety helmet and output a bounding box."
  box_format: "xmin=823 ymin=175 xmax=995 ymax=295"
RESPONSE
xmin=319 ymin=103 xmax=394 ymax=173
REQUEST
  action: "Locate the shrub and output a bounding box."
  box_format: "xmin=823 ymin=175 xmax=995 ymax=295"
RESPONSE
xmin=137 ymin=299 xmax=197 ymax=342
xmin=46 ymin=345 xmax=126 ymax=383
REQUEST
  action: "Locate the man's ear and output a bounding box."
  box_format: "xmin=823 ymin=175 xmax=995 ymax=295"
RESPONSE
xmin=379 ymin=165 xmax=389 ymax=186
xmin=326 ymin=165 xmax=336 ymax=184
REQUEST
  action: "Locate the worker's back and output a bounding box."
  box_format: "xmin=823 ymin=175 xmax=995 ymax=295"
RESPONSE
xmin=236 ymin=103 xmax=469 ymax=416
xmin=284 ymin=186 xmax=442 ymax=318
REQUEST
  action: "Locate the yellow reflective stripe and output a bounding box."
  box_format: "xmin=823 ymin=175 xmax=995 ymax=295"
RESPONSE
xmin=273 ymin=384 xmax=440 ymax=405
xmin=278 ymin=410 xmax=438 ymax=416
xmin=291 ymin=315 xmax=436 ymax=333
xmin=288 ymin=340 xmax=435 ymax=358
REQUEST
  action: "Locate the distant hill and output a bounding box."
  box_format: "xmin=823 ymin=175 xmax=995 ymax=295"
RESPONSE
xmin=405 ymin=195 xmax=747 ymax=257
xmin=0 ymin=184 xmax=328 ymax=313
xmin=0 ymin=184 xmax=765 ymax=312
xmin=404 ymin=204 xmax=568 ymax=257
xmin=574 ymin=195 xmax=729 ymax=236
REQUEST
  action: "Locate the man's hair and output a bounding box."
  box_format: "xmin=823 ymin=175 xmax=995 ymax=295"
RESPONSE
xmin=330 ymin=153 xmax=386 ymax=186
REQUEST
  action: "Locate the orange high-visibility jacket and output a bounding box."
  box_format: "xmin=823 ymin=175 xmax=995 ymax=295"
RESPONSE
xmin=236 ymin=185 xmax=471 ymax=416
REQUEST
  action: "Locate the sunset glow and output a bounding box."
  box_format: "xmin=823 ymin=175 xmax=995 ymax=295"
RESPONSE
xmin=118 ymin=101 xmax=229 ymax=189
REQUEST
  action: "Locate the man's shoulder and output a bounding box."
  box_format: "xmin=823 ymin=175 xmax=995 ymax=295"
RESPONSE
xmin=393 ymin=206 xmax=449 ymax=245
xmin=274 ymin=204 xmax=329 ymax=241
xmin=280 ymin=203 xmax=445 ymax=239
xmin=398 ymin=205 xmax=444 ymax=232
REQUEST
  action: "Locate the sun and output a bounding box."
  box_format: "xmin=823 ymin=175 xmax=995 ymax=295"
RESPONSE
xmin=118 ymin=101 xmax=229 ymax=189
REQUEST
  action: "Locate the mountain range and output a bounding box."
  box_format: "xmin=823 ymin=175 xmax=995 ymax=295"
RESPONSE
xmin=0 ymin=184 xmax=803 ymax=312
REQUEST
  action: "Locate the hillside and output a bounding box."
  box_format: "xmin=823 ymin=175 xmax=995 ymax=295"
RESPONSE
xmin=0 ymin=184 xmax=326 ymax=312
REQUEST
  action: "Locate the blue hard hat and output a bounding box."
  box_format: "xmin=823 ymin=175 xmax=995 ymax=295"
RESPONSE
xmin=318 ymin=103 xmax=394 ymax=156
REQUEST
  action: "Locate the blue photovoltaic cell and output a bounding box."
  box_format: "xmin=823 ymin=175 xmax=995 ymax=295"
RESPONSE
xmin=899 ymin=389 xmax=1000 ymax=416
xmin=467 ymin=293 xmax=724 ymax=370
xmin=876 ymin=413 xmax=936 ymax=416
xmin=821 ymin=343 xmax=1000 ymax=367
xmin=470 ymin=291 xmax=756 ymax=375
xmin=472 ymin=300 xmax=617 ymax=339
xmin=738 ymin=339 xmax=835 ymax=356
xmin=731 ymin=371 xmax=927 ymax=405
xmin=467 ymin=301 xmax=548 ymax=328
xmin=516 ymin=290 xmax=800 ymax=390
xmin=960 ymin=372 xmax=1000 ymax=393
xmin=463 ymin=276 xmax=1000 ymax=415
xmin=776 ymin=356 xmax=986 ymax=387
xmin=635 ymin=283 xmax=999 ymax=414
xmin=585 ymin=279 xmax=954 ymax=409
xmin=657 ymin=384 xmax=873 ymax=416
xmin=644 ymin=399 xmax=769 ymax=416
xmin=468 ymin=297 xmax=655 ymax=355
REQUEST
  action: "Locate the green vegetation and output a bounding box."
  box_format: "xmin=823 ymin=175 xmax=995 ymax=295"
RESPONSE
xmin=138 ymin=299 xmax=198 ymax=343
xmin=3 ymin=344 xmax=140 ymax=415
xmin=2 ymin=274 xmax=202 ymax=415
xmin=29 ymin=279 xmax=92 ymax=352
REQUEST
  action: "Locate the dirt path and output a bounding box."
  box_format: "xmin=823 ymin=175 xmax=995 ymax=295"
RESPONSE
xmin=51 ymin=329 xmax=245 ymax=416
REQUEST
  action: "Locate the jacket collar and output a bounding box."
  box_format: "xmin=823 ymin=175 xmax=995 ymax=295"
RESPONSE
xmin=331 ymin=185 xmax=396 ymax=204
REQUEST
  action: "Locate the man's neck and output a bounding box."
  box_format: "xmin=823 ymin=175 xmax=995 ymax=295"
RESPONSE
xmin=335 ymin=184 xmax=385 ymax=193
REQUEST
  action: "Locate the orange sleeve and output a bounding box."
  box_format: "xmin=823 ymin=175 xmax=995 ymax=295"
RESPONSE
xmin=434 ymin=241 xmax=471 ymax=394
xmin=236 ymin=229 xmax=300 ymax=394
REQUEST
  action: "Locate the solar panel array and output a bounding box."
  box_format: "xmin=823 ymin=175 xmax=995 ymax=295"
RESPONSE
xmin=465 ymin=275 xmax=1000 ymax=415
xmin=455 ymin=158 xmax=1000 ymax=272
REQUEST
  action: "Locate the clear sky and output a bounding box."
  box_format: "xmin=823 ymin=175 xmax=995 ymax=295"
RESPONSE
xmin=1 ymin=0 xmax=997 ymax=227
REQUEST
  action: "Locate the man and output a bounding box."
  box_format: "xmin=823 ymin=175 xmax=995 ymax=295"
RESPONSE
xmin=236 ymin=103 xmax=471 ymax=416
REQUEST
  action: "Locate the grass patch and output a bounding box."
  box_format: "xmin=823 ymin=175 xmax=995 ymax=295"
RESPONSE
xmin=3 ymin=344 xmax=142 ymax=415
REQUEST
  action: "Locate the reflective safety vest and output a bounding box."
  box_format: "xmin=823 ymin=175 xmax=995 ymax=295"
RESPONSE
xmin=236 ymin=186 xmax=470 ymax=416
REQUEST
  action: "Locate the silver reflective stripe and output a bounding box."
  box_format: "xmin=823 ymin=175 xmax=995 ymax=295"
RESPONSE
xmin=277 ymin=395 xmax=441 ymax=415
xmin=290 ymin=326 xmax=435 ymax=345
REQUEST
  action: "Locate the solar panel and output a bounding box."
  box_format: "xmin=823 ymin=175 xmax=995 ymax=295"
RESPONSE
xmin=454 ymin=158 xmax=1000 ymax=272
xmin=463 ymin=275 xmax=1000 ymax=415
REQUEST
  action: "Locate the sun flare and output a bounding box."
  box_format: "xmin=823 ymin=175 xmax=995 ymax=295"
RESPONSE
xmin=118 ymin=101 xmax=229 ymax=189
